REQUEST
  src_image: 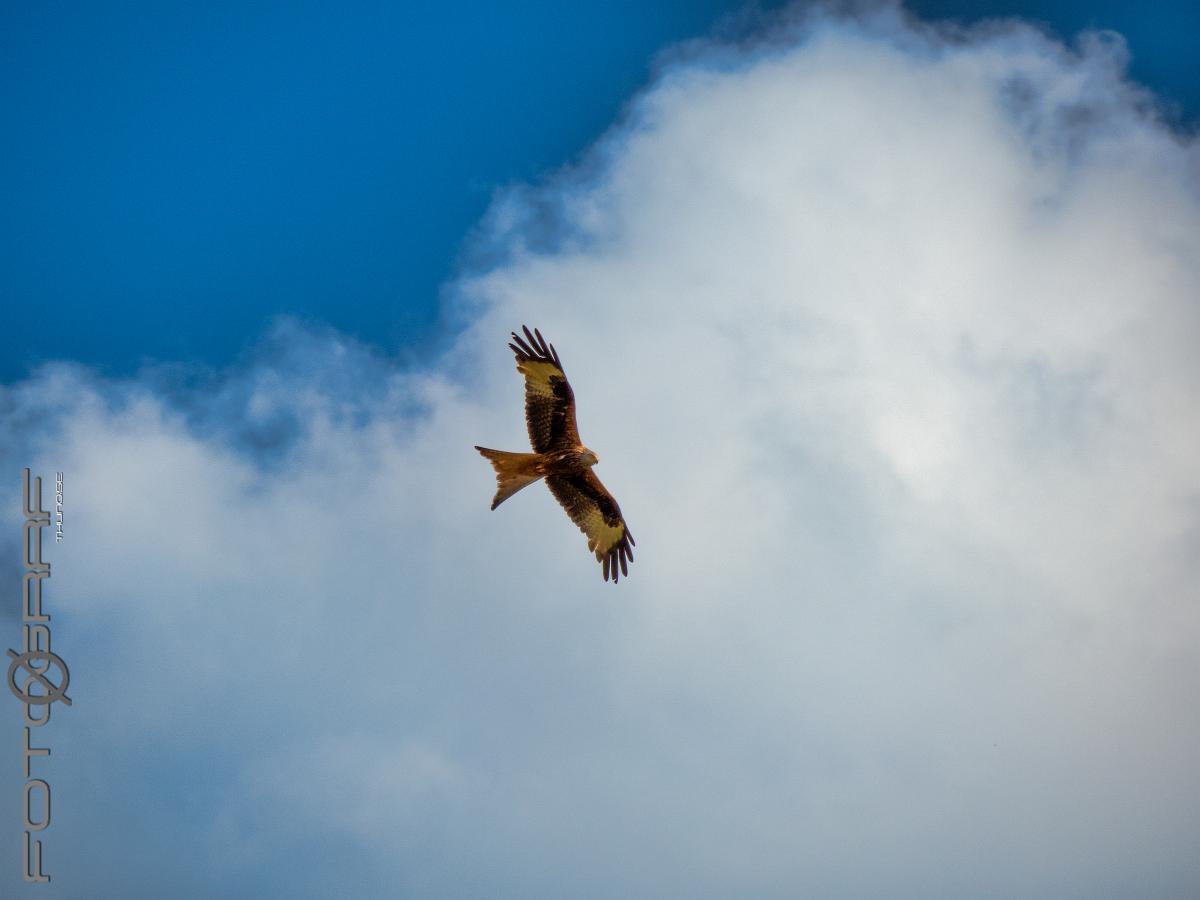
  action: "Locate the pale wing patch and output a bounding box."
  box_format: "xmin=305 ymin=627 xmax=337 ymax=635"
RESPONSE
xmin=517 ymin=360 xmax=563 ymax=396
xmin=580 ymin=507 xmax=626 ymax=558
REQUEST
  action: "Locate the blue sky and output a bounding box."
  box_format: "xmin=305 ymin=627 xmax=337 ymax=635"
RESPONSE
xmin=2 ymin=0 xmax=1197 ymax=381
xmin=2 ymin=3 xmax=1200 ymax=898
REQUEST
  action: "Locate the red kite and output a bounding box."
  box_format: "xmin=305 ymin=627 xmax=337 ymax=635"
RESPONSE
xmin=475 ymin=326 xmax=635 ymax=583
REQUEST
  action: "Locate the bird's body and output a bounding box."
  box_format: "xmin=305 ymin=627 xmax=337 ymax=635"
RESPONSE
xmin=473 ymin=445 xmax=597 ymax=508
xmin=474 ymin=326 xmax=634 ymax=582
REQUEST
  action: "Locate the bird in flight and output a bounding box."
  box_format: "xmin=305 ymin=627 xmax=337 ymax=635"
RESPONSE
xmin=475 ymin=326 xmax=635 ymax=583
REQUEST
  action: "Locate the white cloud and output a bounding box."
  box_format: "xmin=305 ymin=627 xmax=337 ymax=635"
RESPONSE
xmin=3 ymin=3 xmax=1198 ymax=897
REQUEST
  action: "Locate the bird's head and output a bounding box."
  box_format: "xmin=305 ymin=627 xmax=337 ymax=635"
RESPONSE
xmin=580 ymin=448 xmax=599 ymax=467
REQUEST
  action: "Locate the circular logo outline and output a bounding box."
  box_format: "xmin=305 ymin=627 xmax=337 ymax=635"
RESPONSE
xmin=6 ymin=649 xmax=72 ymax=707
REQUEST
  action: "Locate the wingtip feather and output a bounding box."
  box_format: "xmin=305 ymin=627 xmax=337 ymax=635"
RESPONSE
xmin=509 ymin=326 xmax=561 ymax=367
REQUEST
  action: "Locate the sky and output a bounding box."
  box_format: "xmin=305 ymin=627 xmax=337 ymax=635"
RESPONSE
xmin=1 ymin=0 xmax=1198 ymax=381
xmin=2 ymin=1 xmax=1200 ymax=898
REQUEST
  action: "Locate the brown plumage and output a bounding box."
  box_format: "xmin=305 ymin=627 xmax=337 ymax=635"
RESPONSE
xmin=474 ymin=326 xmax=635 ymax=583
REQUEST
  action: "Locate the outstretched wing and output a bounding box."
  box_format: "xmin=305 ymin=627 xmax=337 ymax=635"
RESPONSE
xmin=509 ymin=325 xmax=580 ymax=453
xmin=545 ymin=470 xmax=635 ymax=583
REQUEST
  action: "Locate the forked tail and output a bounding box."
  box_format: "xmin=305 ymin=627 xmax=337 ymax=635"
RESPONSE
xmin=474 ymin=446 xmax=544 ymax=509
